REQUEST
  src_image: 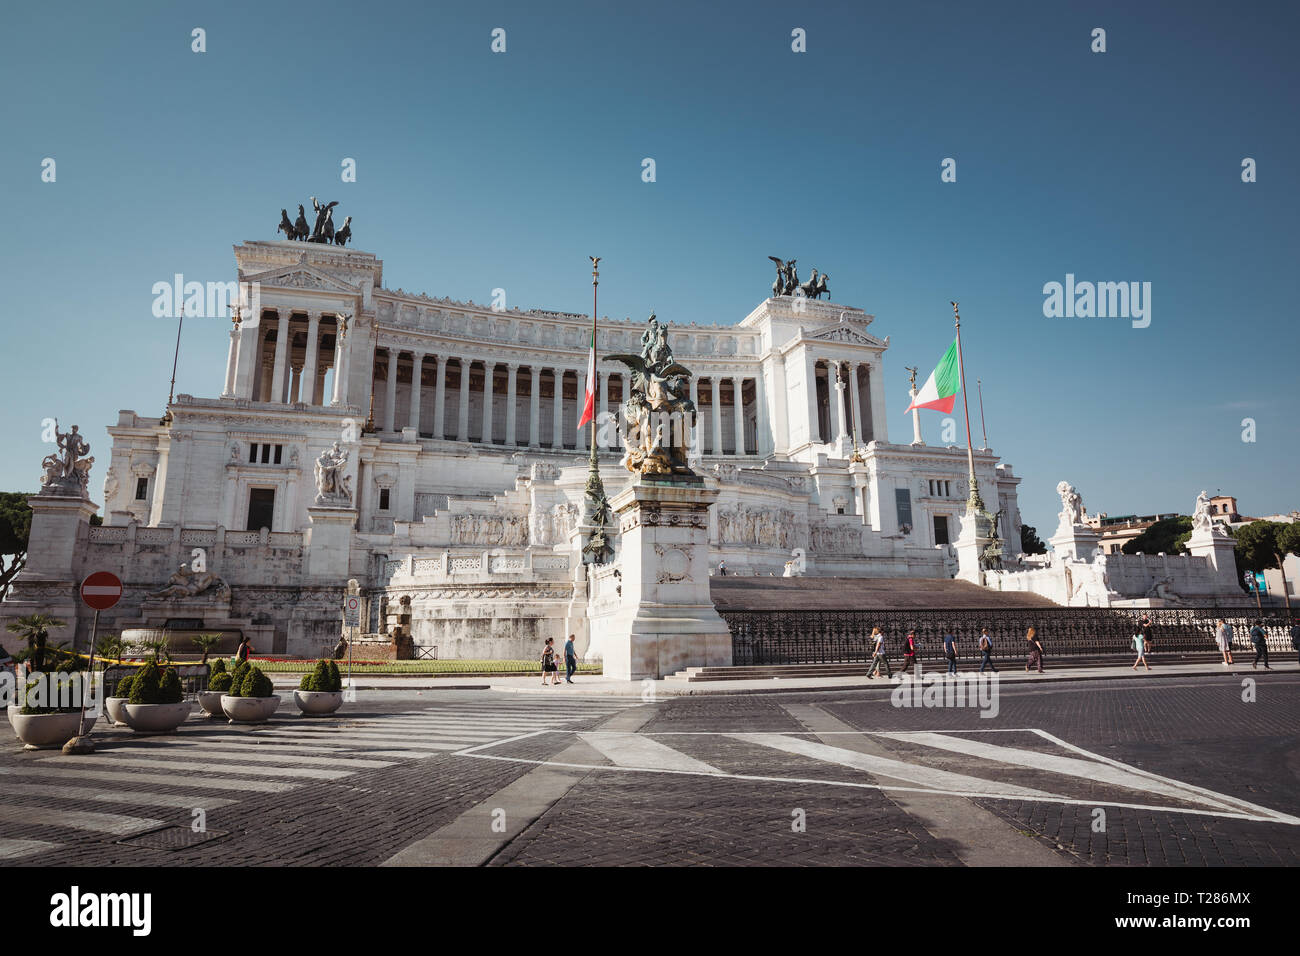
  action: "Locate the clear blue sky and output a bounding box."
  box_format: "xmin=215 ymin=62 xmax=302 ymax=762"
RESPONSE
xmin=2 ymin=0 xmax=1297 ymax=538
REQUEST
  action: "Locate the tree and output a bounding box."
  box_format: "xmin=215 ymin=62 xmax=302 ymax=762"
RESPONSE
xmin=1020 ymin=525 xmax=1046 ymax=555
xmin=0 ymin=492 xmax=33 ymax=602
xmin=1122 ymin=516 xmax=1193 ymax=556
xmin=1234 ymin=521 xmax=1299 ymax=610
xmin=5 ymin=613 xmax=67 ymax=673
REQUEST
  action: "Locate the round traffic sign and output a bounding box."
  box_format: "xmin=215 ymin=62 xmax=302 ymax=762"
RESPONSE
xmin=80 ymin=571 xmax=123 ymax=611
xmin=345 ymin=596 xmax=360 ymax=612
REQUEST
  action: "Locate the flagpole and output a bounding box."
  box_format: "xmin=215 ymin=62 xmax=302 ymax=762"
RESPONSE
xmin=976 ymin=378 xmax=988 ymax=450
xmin=582 ymin=256 xmax=610 ymax=565
xmin=952 ymin=302 xmax=985 ymax=517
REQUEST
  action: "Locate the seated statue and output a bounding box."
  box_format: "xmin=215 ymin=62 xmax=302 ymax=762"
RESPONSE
xmin=150 ymin=563 xmax=228 ymax=600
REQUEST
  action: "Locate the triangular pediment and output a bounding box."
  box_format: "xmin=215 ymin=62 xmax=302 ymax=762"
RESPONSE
xmin=806 ymin=321 xmax=885 ymax=348
xmin=241 ymin=261 xmax=359 ymax=294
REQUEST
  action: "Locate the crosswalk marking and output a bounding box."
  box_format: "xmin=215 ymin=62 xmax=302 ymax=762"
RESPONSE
xmin=0 ymin=803 xmax=163 ymax=837
xmin=579 ymin=733 xmax=722 ymax=774
xmin=38 ymin=754 xmax=351 ymax=780
xmin=0 ymin=838 xmax=62 ymax=861
xmin=730 ymin=734 xmax=1058 ymax=798
xmin=873 ymin=732 xmax=1239 ymax=811
xmin=98 ymin=746 xmax=396 ymax=770
xmin=0 ymin=780 xmax=236 ymax=809
xmin=242 ymin=731 xmax=470 ymax=750
xmin=0 ymin=765 xmax=297 ymax=793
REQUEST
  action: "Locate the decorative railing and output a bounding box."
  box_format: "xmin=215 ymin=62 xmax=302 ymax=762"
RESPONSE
xmin=724 ymin=607 xmax=1294 ymax=666
xmin=88 ymin=527 xmax=127 ymax=544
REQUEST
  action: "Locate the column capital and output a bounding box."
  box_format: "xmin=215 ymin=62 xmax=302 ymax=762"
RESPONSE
xmin=306 ymin=309 xmax=322 ymax=322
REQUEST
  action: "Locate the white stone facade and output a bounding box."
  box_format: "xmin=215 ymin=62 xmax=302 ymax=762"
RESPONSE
xmin=9 ymin=238 xmax=1027 ymax=660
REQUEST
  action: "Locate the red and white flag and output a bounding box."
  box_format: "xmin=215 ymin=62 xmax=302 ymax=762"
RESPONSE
xmin=577 ymin=328 xmax=596 ymax=430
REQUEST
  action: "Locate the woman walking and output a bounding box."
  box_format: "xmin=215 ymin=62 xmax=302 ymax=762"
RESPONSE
xmin=1025 ymin=627 xmax=1044 ymax=673
xmin=1131 ymin=630 xmax=1150 ymax=671
xmin=1214 ymin=619 xmax=1234 ymax=666
xmin=866 ymin=627 xmax=892 ymax=679
xmin=540 ymin=637 xmax=561 ymax=686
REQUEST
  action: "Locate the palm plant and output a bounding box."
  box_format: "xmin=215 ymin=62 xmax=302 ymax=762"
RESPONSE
xmin=5 ymin=613 xmax=66 ymax=673
xmin=191 ymin=633 xmax=222 ymax=664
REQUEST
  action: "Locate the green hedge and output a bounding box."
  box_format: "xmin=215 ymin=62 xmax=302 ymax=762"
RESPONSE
xmin=253 ymin=659 xmax=602 ymax=676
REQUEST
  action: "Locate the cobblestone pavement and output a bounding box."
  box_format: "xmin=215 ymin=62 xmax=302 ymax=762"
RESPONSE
xmin=0 ymin=692 xmax=640 ymax=867
xmin=4 ymin=675 xmax=1297 ymax=866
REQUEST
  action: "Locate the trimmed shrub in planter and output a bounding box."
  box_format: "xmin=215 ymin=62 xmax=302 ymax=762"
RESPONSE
xmin=198 ymin=659 xmax=228 ymax=717
xmin=10 ymin=661 xmax=89 ymax=750
xmin=220 ymin=664 xmax=280 ymax=723
xmin=295 ymin=660 xmax=344 ymax=716
xmin=105 ymin=672 xmax=134 ymax=726
xmin=122 ymin=661 xmax=192 ymax=733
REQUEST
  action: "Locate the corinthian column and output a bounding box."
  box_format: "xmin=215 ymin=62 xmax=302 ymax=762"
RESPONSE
xmin=301 ymin=310 xmax=321 ymax=406
xmin=222 ymin=319 xmax=240 ymax=398
xmin=270 ymin=310 xmax=290 ymax=404
xmin=482 ymin=361 xmax=495 ymax=444
xmin=505 ymin=363 xmax=519 ymax=446
xmin=732 ymin=375 xmax=746 ymax=456
xmin=384 ymin=348 xmax=399 ymax=432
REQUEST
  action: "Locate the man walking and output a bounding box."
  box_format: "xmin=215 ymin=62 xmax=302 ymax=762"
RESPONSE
xmin=564 ymin=633 xmax=578 ymax=684
xmin=866 ymin=627 xmax=892 ymax=679
xmin=1249 ymin=621 xmax=1271 ymax=670
xmin=977 ymin=627 xmax=997 ymax=674
xmin=943 ymin=632 xmax=959 ymax=676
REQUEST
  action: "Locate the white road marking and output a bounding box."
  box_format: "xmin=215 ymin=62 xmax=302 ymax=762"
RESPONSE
xmin=0 ymin=765 xmax=297 ymax=794
xmin=579 ymin=733 xmax=723 ymax=774
xmin=0 ymin=838 xmax=62 ymax=860
xmin=874 ymin=732 xmax=1240 ymax=811
xmin=0 ymin=803 xmax=163 ymax=836
xmin=0 ymin=780 xmax=237 ymax=810
xmin=733 ymin=733 xmax=1058 ymax=798
xmin=37 ymin=754 xmax=349 ymax=780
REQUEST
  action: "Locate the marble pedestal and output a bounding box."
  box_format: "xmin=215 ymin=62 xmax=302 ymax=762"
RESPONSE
xmin=1049 ymin=523 xmax=1102 ymax=562
xmin=599 ymin=478 xmax=732 ymax=680
xmin=1186 ymin=527 xmax=1238 ymax=578
xmin=23 ymin=494 xmax=98 ymax=579
xmin=954 ymin=511 xmax=991 ymax=585
xmin=306 ymin=506 xmax=357 ymax=581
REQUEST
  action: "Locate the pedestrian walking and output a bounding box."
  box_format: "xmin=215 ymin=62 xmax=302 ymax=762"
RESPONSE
xmin=866 ymin=627 xmax=892 ymax=679
xmin=1290 ymin=618 xmax=1300 ymax=667
xmin=1249 ymin=621 xmax=1271 ymax=670
xmin=1131 ymin=631 xmax=1150 ymax=671
xmin=1138 ymin=613 xmax=1154 ymax=659
xmin=235 ymin=636 xmax=253 ymax=663
xmin=943 ymin=632 xmax=959 ymax=675
xmin=900 ymin=629 xmax=920 ymax=677
xmin=1214 ymin=619 xmax=1234 ymax=666
xmin=717 ymin=560 xmax=728 ymax=576
xmin=1025 ymin=627 xmax=1044 ymax=673
xmin=540 ymin=637 xmax=561 ymax=686
xmin=977 ymin=627 xmax=997 ymax=673
xmin=564 ymin=633 xmax=578 ymax=684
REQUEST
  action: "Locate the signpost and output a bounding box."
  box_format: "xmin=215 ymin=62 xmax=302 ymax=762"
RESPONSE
xmin=344 ymin=580 xmax=360 ymax=700
xmin=73 ymin=571 xmax=122 ymax=752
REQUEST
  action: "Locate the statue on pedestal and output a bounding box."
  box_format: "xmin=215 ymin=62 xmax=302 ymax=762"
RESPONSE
xmin=1056 ymin=480 xmax=1084 ymax=529
xmin=39 ymin=421 xmax=94 ymax=498
xmin=607 ymin=313 xmax=697 ymax=478
xmin=1191 ymin=489 xmax=1230 ymax=537
xmin=314 ymin=442 xmax=353 ymax=505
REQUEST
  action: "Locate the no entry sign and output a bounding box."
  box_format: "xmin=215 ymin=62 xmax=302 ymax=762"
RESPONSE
xmin=343 ymin=594 xmax=361 ymax=627
xmin=80 ymin=571 xmax=123 ymax=611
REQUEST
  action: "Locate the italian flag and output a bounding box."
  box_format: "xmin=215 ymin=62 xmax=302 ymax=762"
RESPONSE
xmin=577 ymin=328 xmax=596 ymax=430
xmin=904 ymin=338 xmax=961 ymax=414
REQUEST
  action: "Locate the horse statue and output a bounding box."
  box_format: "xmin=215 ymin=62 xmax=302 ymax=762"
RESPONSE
xmin=277 ymin=209 xmax=296 ymax=240
xmin=333 ymin=216 xmax=352 ymax=247
xmin=293 ymin=204 xmax=311 ymax=240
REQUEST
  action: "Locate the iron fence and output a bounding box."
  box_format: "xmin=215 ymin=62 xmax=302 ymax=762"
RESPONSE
xmin=102 ymin=663 xmax=210 ymax=699
xmin=723 ymin=607 xmax=1296 ymax=666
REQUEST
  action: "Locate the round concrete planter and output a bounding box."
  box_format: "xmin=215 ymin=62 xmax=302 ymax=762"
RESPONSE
xmin=294 ymin=690 xmax=344 ymax=716
xmin=104 ymin=697 xmax=129 ymax=727
xmin=10 ymin=711 xmax=83 ymax=750
xmin=221 ymin=694 xmax=280 ymax=724
xmin=6 ymin=704 xmax=20 ymax=739
xmin=197 ymin=690 xmax=226 ymax=718
xmin=122 ymin=700 xmax=192 ymax=734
